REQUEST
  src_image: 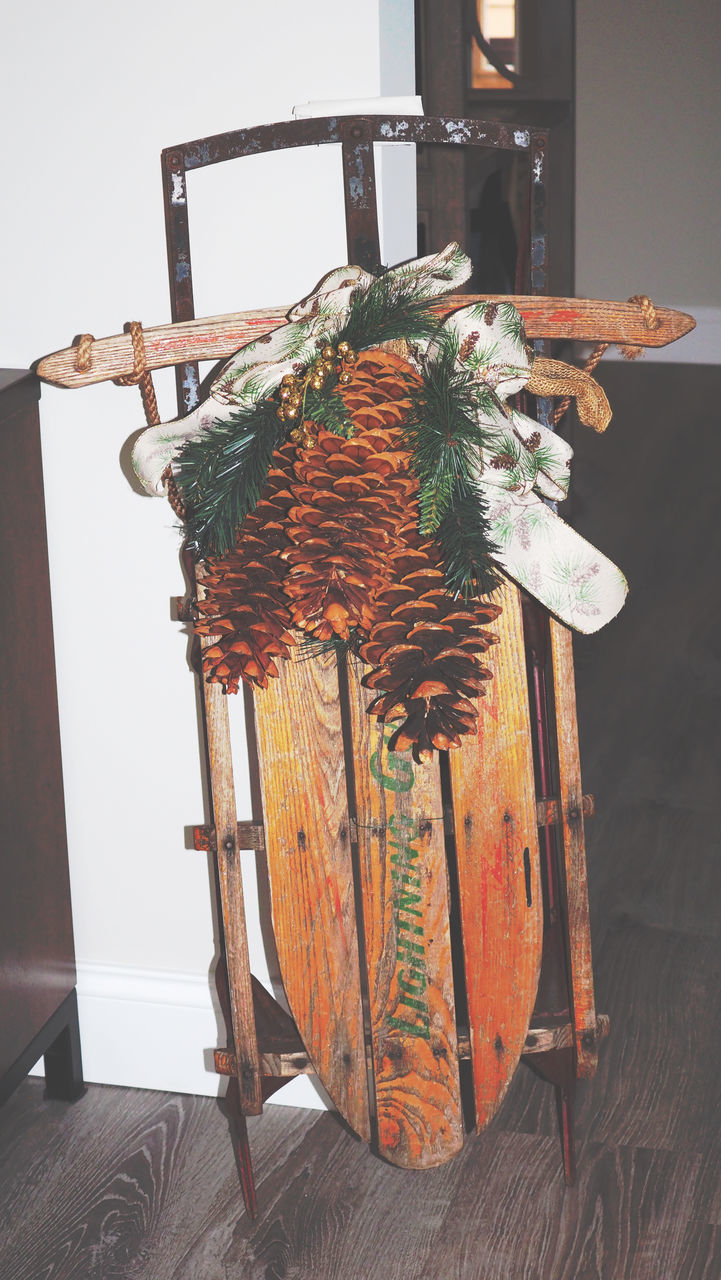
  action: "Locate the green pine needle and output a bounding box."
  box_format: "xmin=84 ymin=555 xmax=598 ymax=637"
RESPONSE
xmin=438 ymin=475 xmax=501 ymax=599
xmin=296 ymin=629 xmax=364 ymax=663
xmin=418 ymin=471 xmax=455 ymax=534
xmin=175 ymin=398 xmax=284 ymax=558
xmin=304 ymin=383 xmax=355 ymax=437
xmin=336 ymin=270 xmax=442 ymax=354
xmin=401 ymin=329 xmax=501 ymax=597
xmin=404 ymin=330 xmax=489 ymax=502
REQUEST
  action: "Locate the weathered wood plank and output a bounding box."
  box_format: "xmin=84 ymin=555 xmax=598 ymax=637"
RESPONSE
xmin=252 ymin=648 xmax=370 ymax=1141
xmin=549 ymin=619 xmax=598 ymax=1078
xmin=449 ymin=579 xmax=543 ymax=1130
xmin=345 ymin=661 xmax=463 ymax=1169
xmin=35 ymin=297 xmax=694 ymax=388
xmin=196 ymin=569 xmax=262 ymax=1116
xmin=212 ymin=1015 xmax=611 ymax=1078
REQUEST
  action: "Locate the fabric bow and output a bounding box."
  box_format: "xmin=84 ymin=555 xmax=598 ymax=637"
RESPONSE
xmin=131 ymin=244 xmax=627 ymax=634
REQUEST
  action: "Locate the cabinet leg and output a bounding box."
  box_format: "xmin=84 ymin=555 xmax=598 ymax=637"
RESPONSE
xmin=43 ymin=990 xmax=85 ymax=1102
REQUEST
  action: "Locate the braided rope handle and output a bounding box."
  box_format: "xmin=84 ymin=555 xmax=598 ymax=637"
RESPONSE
xmin=74 ymin=321 xmax=186 ymax=519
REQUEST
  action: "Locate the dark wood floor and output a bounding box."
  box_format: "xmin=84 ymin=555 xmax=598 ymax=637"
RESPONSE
xmin=1 ymin=364 xmax=719 ymax=1279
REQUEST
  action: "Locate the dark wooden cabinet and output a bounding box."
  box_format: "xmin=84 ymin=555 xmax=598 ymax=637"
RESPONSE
xmin=0 ymin=369 xmax=84 ymax=1105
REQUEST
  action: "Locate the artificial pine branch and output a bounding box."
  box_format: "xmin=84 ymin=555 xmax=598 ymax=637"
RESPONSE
xmin=175 ymin=398 xmax=284 ymax=557
xmin=403 ymin=330 xmax=493 ymax=529
xmin=438 ymin=474 xmax=501 ymax=599
xmin=304 ymin=383 xmax=355 ymax=437
xmin=397 ymin=329 xmax=501 ymax=597
xmin=336 ymin=271 xmax=442 ymax=355
xmin=296 ymin=629 xmax=364 ymax=664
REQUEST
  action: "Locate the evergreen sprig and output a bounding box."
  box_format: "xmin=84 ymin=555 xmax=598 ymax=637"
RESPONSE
xmin=296 ymin=629 xmax=364 ymax=663
xmin=437 ymin=474 xmax=501 ymax=599
xmin=336 ymin=270 xmax=442 ymax=355
xmin=402 ymin=330 xmax=500 ymax=598
xmin=304 ymin=383 xmax=355 ymax=437
xmin=175 ymin=398 xmax=284 ymax=558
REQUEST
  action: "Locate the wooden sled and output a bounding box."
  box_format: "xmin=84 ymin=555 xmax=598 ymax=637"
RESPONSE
xmin=36 ymin=115 xmax=693 ymax=1217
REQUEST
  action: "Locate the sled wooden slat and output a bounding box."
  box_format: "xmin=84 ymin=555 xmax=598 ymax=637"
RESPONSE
xmin=252 ymin=648 xmax=371 ymax=1140
xmin=196 ymin=571 xmax=262 ymax=1113
xmin=549 ymin=620 xmax=598 ymax=1078
xmin=35 ymin=297 xmax=695 ymax=389
xmin=449 ymin=579 xmax=543 ymax=1129
xmin=346 ymin=662 xmax=463 ymax=1169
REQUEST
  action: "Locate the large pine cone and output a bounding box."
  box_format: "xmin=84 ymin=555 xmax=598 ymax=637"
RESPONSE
xmin=194 ymin=441 xmax=297 ymax=692
xmin=359 ymin=519 xmax=502 ymax=763
xmin=280 ymin=350 xmax=419 ymax=643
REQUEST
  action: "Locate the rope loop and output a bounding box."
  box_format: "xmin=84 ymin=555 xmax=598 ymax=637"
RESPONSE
xmin=549 ymin=293 xmax=659 ymax=426
xmin=112 ymin=320 xmax=160 ymax=428
xmin=73 ymin=319 xmax=183 ymax=519
xmin=74 ymin=333 xmax=95 ymax=372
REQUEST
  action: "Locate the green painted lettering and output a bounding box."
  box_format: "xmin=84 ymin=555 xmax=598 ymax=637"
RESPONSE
xmin=387 ymin=1016 xmax=431 ymax=1039
xmin=398 ymin=992 xmax=429 ymax=1013
xmin=397 ymin=937 xmax=425 ymax=957
xmin=391 ymin=875 xmax=422 ymax=892
xmin=395 ymin=915 xmax=425 ymax=936
xmin=390 ymin=846 xmax=420 ymax=868
xmin=389 ymin=812 xmax=417 ymax=834
xmin=398 ymin=890 xmax=422 ymax=915
xmin=370 ymin=748 xmax=414 ymax=792
xmin=398 ymin=969 xmax=427 ymax=996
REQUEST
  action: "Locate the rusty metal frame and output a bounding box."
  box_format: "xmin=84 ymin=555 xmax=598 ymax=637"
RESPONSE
xmin=161 ymin=114 xmax=548 ymax=416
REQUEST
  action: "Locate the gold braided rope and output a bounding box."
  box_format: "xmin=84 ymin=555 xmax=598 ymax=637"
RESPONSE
xmin=73 ymin=321 xmax=186 ymax=519
xmin=112 ymin=320 xmax=161 ymax=428
xmin=527 ymin=357 xmax=611 ymax=432
xmin=549 ymin=293 xmax=660 ymax=427
xmin=74 ymin=332 xmax=95 ymax=372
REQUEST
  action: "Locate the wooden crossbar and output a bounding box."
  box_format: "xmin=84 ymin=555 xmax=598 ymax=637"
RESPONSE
xmin=213 ymin=1014 xmax=611 ymax=1079
xmin=191 ymin=793 xmax=594 ymax=855
xmin=35 ymin=297 xmax=695 ymax=390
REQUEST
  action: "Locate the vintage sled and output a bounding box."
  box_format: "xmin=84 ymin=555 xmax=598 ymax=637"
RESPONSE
xmin=36 ymin=115 xmax=694 ymax=1217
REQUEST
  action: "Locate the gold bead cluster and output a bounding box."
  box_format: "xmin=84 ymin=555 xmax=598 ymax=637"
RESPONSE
xmin=276 ymin=339 xmax=357 ymax=447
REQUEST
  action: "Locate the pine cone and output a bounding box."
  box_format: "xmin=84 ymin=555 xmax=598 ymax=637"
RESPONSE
xmin=359 ymin=520 xmax=502 ymax=763
xmin=194 ymin=442 xmax=297 ymax=692
xmin=280 ymin=350 xmax=420 ymax=643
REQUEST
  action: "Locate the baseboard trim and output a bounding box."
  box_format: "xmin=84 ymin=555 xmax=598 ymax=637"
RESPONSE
xmin=30 ymin=961 xmax=328 ymax=1109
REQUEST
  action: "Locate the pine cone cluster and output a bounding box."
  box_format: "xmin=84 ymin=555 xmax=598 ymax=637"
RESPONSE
xmin=359 ymin=521 xmax=501 ymax=762
xmin=194 ymin=347 xmax=502 ymax=759
xmin=194 ymin=442 xmax=297 ymax=692
xmin=281 ymin=426 xmax=416 ymax=642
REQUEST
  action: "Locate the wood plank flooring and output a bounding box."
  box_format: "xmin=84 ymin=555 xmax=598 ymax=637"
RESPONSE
xmin=1 ymin=365 xmax=719 ymax=1278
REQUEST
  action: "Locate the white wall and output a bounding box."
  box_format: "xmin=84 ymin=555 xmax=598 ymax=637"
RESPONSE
xmin=1 ymin=0 xmax=415 ymax=1104
xmin=576 ymin=0 xmax=721 ymax=360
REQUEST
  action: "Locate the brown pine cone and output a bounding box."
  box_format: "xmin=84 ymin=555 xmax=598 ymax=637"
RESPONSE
xmin=194 ymin=441 xmax=297 ymax=692
xmin=280 ymin=350 xmax=420 ymax=643
xmin=359 ymin=520 xmax=502 ymax=763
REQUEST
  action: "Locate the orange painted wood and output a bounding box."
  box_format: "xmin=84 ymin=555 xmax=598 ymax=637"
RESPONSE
xmin=346 ymin=662 xmax=463 ymax=1169
xmin=35 ymin=297 xmax=694 ymax=388
xmin=549 ymin=620 xmax=598 ymax=1078
xmin=196 ymin=571 xmax=262 ymax=1115
xmin=449 ymin=579 xmax=543 ymax=1130
xmin=252 ymin=648 xmax=371 ymax=1140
